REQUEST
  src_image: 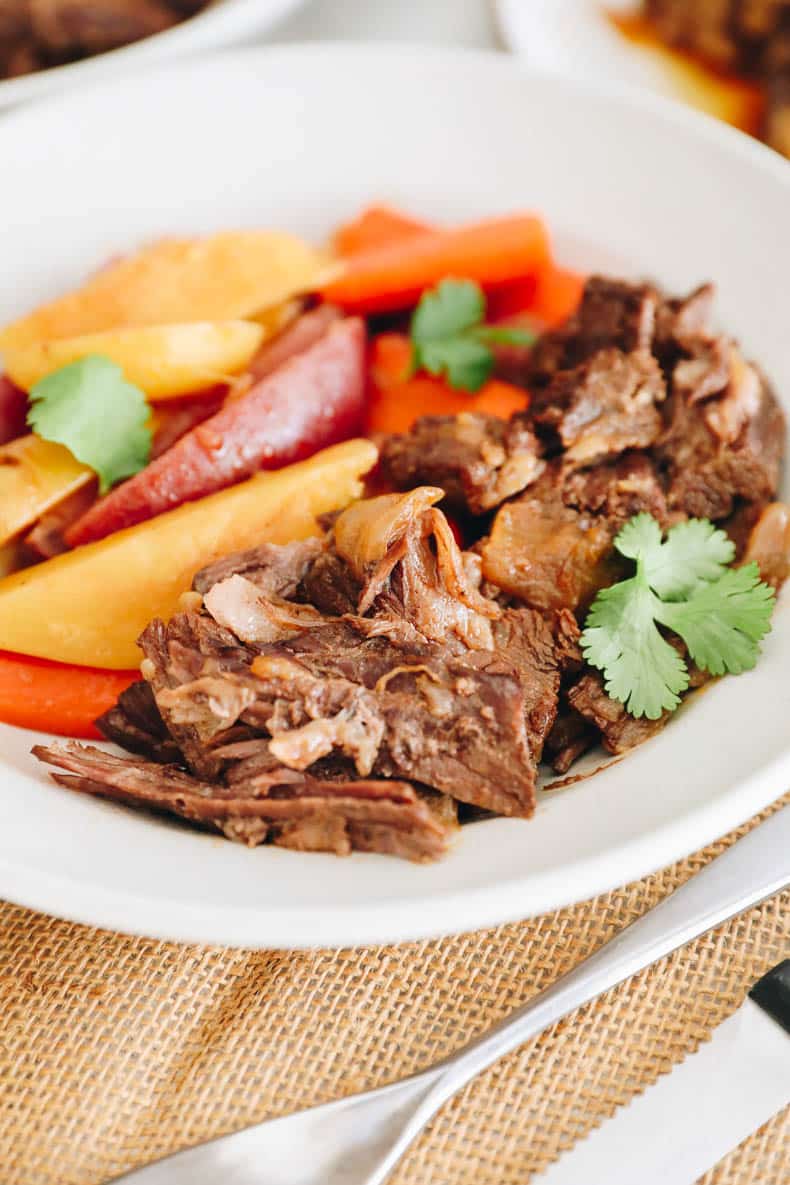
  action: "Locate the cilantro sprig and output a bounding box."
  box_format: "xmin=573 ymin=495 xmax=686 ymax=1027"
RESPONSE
xmin=28 ymin=355 xmax=152 ymax=494
xmin=581 ymin=513 xmax=775 ymax=719
xmin=410 ymin=278 xmax=535 ymax=392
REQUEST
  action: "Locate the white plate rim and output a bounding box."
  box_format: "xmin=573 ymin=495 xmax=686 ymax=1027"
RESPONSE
xmin=0 ymin=42 xmax=788 ymax=949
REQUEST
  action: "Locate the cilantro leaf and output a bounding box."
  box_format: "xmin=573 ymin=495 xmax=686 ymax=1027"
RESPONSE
xmin=657 ymin=563 xmax=775 ymax=675
xmin=28 ymin=355 xmax=151 ymax=494
xmin=420 ymin=336 xmax=494 ymax=391
xmin=411 ymin=278 xmax=485 ymax=344
xmin=409 ymin=278 xmax=536 ymax=393
xmin=581 ymin=574 xmax=689 ymax=719
xmin=625 ymin=515 xmax=736 ymax=600
xmin=472 ymin=325 xmax=537 ymax=348
xmin=581 ymin=514 xmax=775 ymax=719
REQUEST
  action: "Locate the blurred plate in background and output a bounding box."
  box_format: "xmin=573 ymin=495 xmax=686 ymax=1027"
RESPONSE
xmin=494 ymin=0 xmax=766 ymax=139
xmin=0 ymin=0 xmax=306 ymax=111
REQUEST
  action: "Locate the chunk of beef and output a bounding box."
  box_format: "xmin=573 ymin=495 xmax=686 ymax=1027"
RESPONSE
xmin=259 ymin=618 xmax=539 ymax=817
xmin=192 ymin=538 xmax=324 ymax=598
xmin=532 ymin=348 xmax=666 ymax=464
xmin=562 ymin=451 xmax=668 ymax=527
xmin=380 ymin=412 xmax=544 ymax=514
xmin=544 ymin=706 xmax=598 ymax=775
xmin=671 ymin=335 xmax=731 ymax=404
xmin=527 ymin=277 xmax=659 ymax=387
xmin=141 ymin=605 xmax=554 ymax=817
xmin=138 ymin=614 xmax=256 ymax=777
xmin=491 ymin=608 xmax=581 ymax=762
xmin=567 ymin=673 xmax=668 ymax=754
xmin=300 ymin=549 xmax=361 ymax=616
xmin=32 ymin=742 xmax=456 ymax=863
xmin=654 ymin=283 xmax=716 ymax=359
xmin=96 ymin=680 xmax=181 ymax=763
xmin=480 ymin=471 xmax=618 ymax=611
xmin=657 ymin=345 xmax=784 ymax=519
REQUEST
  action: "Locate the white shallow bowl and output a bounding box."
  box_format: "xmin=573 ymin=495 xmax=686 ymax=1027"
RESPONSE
xmin=0 ymin=45 xmax=788 ymax=949
xmin=0 ymin=0 xmax=304 ymax=110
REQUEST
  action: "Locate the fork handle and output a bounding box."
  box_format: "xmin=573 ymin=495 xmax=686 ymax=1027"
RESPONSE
xmin=425 ymin=805 xmax=790 ymax=1109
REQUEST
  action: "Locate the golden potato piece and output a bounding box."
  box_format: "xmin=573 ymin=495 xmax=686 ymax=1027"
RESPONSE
xmin=0 ymin=439 xmax=378 ymax=668
xmin=0 ymin=434 xmax=93 ymax=548
xmin=4 ymin=321 xmax=265 ymax=400
xmin=0 ymin=232 xmax=330 ymax=351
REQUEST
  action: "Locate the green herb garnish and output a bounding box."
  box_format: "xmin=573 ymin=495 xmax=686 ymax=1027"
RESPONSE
xmin=28 ymin=355 xmax=152 ymax=494
xmin=410 ymin=278 xmax=535 ymax=392
xmin=581 ymin=513 xmax=775 ymax=719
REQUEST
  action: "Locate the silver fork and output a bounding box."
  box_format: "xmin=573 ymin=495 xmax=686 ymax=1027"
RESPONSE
xmin=117 ymin=804 xmax=790 ymax=1185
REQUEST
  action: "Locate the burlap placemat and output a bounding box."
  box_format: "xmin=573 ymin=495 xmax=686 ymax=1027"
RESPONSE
xmin=1 ymin=796 xmax=788 ymax=1185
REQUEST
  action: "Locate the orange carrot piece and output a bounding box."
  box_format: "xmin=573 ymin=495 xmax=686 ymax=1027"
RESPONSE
xmin=367 ymin=375 xmax=528 ymax=436
xmin=368 ymin=333 xmax=414 ymax=392
xmin=490 ymin=266 xmax=585 ymax=329
xmin=366 ymin=334 xmax=528 ymax=435
xmin=487 ymin=275 xmax=540 ymax=322
xmin=323 ymin=215 xmax=551 ymax=314
xmin=367 ymin=376 xmax=471 ymax=435
xmin=471 ymin=381 xmax=530 ymax=420
xmin=0 ymin=650 xmax=139 ymax=738
xmin=334 ymin=205 xmax=431 ymax=257
xmin=530 ymin=266 xmax=586 ymax=327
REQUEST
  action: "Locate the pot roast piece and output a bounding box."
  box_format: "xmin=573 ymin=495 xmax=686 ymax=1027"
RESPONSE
xmin=138 ymin=608 xmax=546 ymax=818
xmin=32 ymin=741 xmax=457 ymax=862
xmin=522 ymin=273 xmax=783 ymax=523
xmin=480 ymin=454 xmax=668 ymax=612
xmin=379 ymin=412 xmax=544 ymax=515
xmin=526 ymin=276 xmax=660 ymax=388
xmin=566 ymin=673 xmax=669 ymax=756
xmin=657 ymin=346 xmax=784 ymax=520
xmin=97 ymin=488 xmax=587 ymax=825
xmin=95 ymin=679 xmax=181 ymax=764
xmin=530 ymin=348 xmax=666 ymax=465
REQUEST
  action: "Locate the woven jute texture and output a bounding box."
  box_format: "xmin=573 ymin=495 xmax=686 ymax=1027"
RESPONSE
xmin=0 ymin=798 xmax=788 ymax=1185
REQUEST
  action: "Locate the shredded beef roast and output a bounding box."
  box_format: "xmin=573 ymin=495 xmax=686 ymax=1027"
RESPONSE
xmin=35 ymin=487 xmax=587 ymax=852
xmin=657 ymin=346 xmax=784 ymax=520
xmin=33 ymin=741 xmax=456 ymax=862
xmin=95 ymin=680 xmax=181 ymax=764
xmin=32 ymin=272 xmax=788 ymax=856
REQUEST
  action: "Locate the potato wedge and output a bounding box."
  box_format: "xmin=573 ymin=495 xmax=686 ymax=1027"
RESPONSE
xmin=4 ymin=321 xmax=264 ymax=400
xmin=0 ymin=434 xmax=93 ymax=547
xmin=0 ymin=232 xmax=330 ymax=351
xmin=0 ymin=439 xmax=378 ymax=668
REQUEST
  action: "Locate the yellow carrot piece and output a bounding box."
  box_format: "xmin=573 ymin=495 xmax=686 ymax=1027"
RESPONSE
xmin=0 ymin=434 xmax=93 ymax=547
xmin=0 ymin=439 xmax=378 ymax=668
xmin=4 ymin=321 xmax=264 ymax=400
xmin=0 ymin=232 xmax=329 ymax=351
